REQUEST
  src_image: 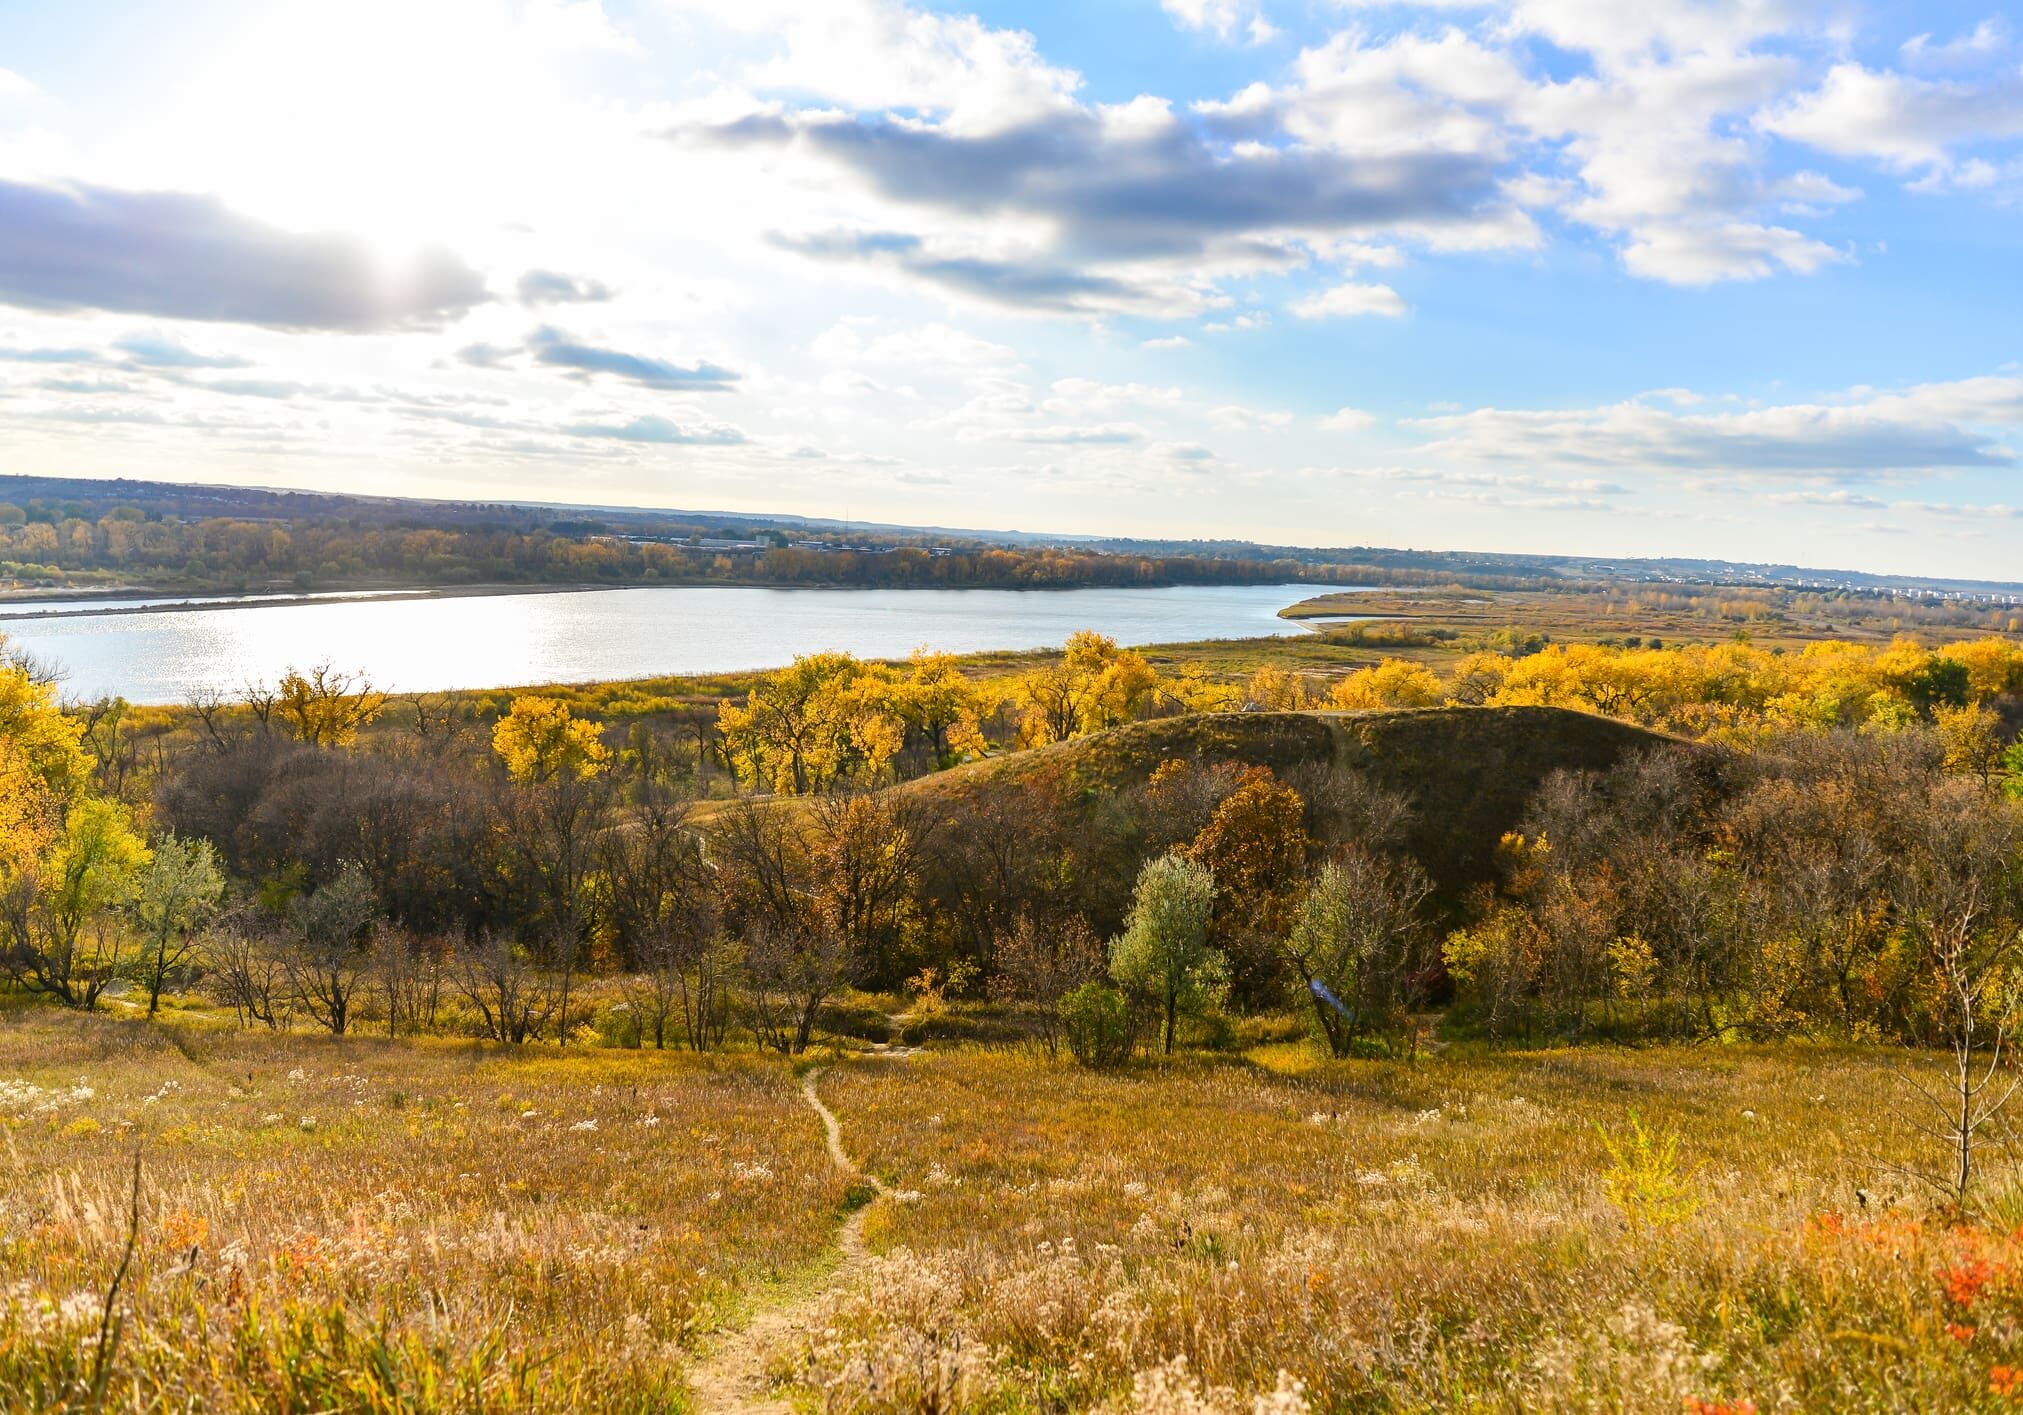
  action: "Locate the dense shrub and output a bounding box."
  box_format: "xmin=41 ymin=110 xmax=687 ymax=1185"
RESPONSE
xmin=1061 ymin=982 xmax=1135 ymax=1067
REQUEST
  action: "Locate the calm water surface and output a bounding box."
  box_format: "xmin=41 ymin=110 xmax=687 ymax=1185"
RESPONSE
xmin=0 ymin=583 xmax=1350 ymax=703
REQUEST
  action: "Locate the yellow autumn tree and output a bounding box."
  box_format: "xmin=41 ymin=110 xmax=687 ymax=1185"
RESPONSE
xmin=1243 ymin=664 xmax=1320 ymax=710
xmin=716 ymin=653 xmax=905 ymax=794
xmin=493 ymin=695 xmax=611 ymax=783
xmin=275 ymin=664 xmax=386 ymax=747
xmin=0 ymin=660 xmax=148 ymax=1008
xmin=1013 ymin=630 xmax=1161 ymax=747
xmin=1330 ymin=658 xmax=1444 ymax=711
xmin=892 ymin=649 xmax=987 ymax=768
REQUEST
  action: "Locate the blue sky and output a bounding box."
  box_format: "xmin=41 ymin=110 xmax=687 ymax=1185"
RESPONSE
xmin=1 ymin=1 xmax=2021 ymax=577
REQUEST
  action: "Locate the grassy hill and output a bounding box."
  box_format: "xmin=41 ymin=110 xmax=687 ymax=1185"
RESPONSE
xmin=901 ymin=705 xmax=1681 ymax=892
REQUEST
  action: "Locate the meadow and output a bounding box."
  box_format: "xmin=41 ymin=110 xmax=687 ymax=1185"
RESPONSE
xmin=9 ymin=1001 xmax=2023 ymax=1413
xmin=0 ymin=1005 xmax=843 ymax=1413
xmin=817 ymin=1045 xmax=1980 ymax=1414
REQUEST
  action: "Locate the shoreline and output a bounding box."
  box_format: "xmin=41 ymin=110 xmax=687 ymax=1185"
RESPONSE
xmin=0 ymin=577 xmax=1359 ymax=623
xmin=1 ymin=583 xmax=1332 ymax=705
xmin=0 ymin=581 xmax=629 ymax=622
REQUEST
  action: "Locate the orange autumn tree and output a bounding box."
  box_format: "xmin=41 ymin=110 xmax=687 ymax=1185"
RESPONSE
xmin=1185 ymin=766 xmax=1311 ymax=1007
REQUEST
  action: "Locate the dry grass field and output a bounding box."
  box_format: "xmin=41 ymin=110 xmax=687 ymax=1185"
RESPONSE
xmin=811 ymin=1045 xmax=2023 ymax=1413
xmin=0 ymin=1006 xmax=844 ymax=1413
xmin=11 ymin=1003 xmax=2023 ymax=1412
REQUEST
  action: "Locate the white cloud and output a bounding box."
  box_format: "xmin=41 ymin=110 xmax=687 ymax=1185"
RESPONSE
xmin=1321 ymin=406 xmax=1378 ymax=431
xmin=1292 ymin=282 xmax=1408 ymax=318
xmin=1161 ymin=0 xmax=1277 ymax=45
xmin=1760 ymin=63 xmax=2023 ymax=175
xmin=1407 ymin=374 xmax=2023 ymax=479
xmin=1900 ymin=20 xmax=2010 ymax=69
xmin=1500 ymin=0 xmax=1818 ymax=65
xmin=1208 ymin=404 xmax=1294 ymax=431
xmin=1042 ymin=379 xmax=1184 ymax=415
xmin=992 ymin=422 xmax=1146 ymax=445
xmin=668 ymin=0 xmax=1082 ymax=134
xmin=1220 ymin=13 xmax=1851 ymax=286
xmin=1140 ymin=335 xmax=1193 ymax=350
xmin=1620 ymin=221 xmax=1842 ymax=284
xmin=810 ymin=321 xmax=1019 ymax=372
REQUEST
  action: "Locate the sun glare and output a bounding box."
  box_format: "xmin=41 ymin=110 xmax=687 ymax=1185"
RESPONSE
xmin=163 ymin=0 xmax=566 ymax=254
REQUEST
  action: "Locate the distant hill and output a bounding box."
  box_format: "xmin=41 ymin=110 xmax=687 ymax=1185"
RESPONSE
xmin=899 ymin=705 xmax=1683 ymax=895
xmin=4 ymin=472 xmax=2019 ymax=600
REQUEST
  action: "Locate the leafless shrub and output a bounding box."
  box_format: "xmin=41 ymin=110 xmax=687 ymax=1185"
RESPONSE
xmin=455 ymin=933 xmax=558 ymax=1044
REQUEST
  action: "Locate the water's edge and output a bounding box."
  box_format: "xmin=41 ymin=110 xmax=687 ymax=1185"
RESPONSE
xmin=7 ymin=583 xmax=1365 ymax=704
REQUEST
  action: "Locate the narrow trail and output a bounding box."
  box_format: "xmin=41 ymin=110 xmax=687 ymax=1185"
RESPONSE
xmin=683 ymin=1065 xmax=894 ymax=1415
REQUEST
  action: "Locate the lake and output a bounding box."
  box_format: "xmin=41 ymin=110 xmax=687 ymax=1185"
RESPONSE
xmin=0 ymin=583 xmax=1351 ymax=703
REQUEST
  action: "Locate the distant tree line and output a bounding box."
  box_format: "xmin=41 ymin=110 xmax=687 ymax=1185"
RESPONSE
xmin=0 ymin=505 xmax=1381 ymax=595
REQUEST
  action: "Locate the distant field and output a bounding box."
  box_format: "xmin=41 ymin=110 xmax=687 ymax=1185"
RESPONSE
xmin=8 ymin=1007 xmax=2022 ymax=1413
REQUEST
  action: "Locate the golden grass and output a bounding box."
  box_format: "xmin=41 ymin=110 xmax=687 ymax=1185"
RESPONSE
xmin=0 ymin=1008 xmax=843 ymax=1412
xmin=811 ymin=1045 xmax=2023 ymax=1413
xmin=11 ymin=1007 xmax=2023 ymax=1412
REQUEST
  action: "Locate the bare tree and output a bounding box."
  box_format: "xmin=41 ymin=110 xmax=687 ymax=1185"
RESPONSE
xmin=601 ymin=796 xmax=735 ymax=1049
xmin=185 ymin=687 xmax=238 ymax=754
xmin=497 ymin=750 xmax=612 ymax=1044
xmin=78 ymin=697 xmax=148 ymax=805
xmin=203 ymin=914 xmax=291 ymax=1031
xmin=742 ymin=918 xmax=856 ymax=1055
xmin=1287 ymin=761 xmax=1413 ymax=855
xmin=282 ymin=862 xmax=377 ymax=1035
xmin=630 ymin=927 xmax=738 ymax=1052
xmin=1891 ymin=782 xmax=2023 ymax=1208
xmin=988 ymin=912 xmax=1106 ymax=1058
xmin=455 ymin=933 xmax=557 ymax=1044
xmin=373 ymin=927 xmax=448 ymax=1037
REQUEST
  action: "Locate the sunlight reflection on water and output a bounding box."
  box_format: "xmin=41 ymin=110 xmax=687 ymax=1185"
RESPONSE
xmin=0 ymin=583 xmax=1354 ymax=703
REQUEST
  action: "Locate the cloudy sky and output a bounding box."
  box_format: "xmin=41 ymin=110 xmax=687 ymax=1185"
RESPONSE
xmin=2 ymin=1 xmax=2022 ymax=577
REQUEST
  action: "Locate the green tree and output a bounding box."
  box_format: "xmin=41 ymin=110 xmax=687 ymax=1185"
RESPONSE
xmin=1283 ymin=850 xmax=1432 ymax=1058
xmin=1109 ymin=853 xmax=1220 ymax=1055
xmin=129 ymin=833 xmax=226 ymax=1018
